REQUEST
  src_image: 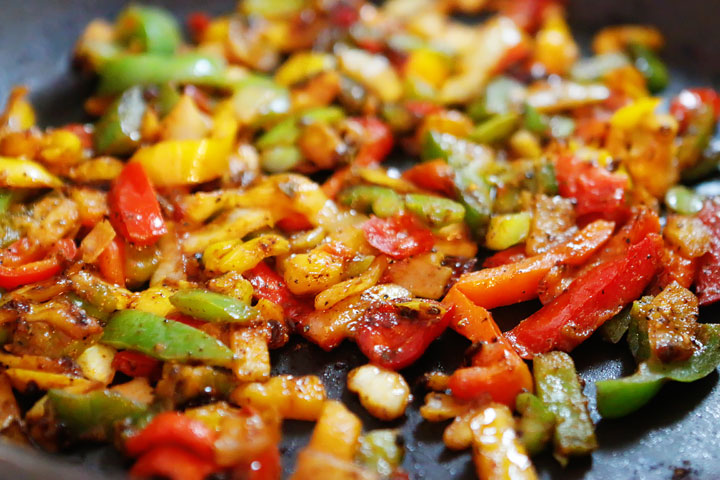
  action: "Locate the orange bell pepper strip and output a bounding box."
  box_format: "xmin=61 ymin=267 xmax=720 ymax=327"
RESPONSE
xmin=453 ymin=219 xmax=614 ymax=310
xmin=506 ymin=233 xmax=663 ymax=358
xmin=402 ymin=160 xmax=456 ymax=197
xmin=130 ymin=445 xmax=219 ymax=480
xmin=443 ymin=286 xmax=499 ymax=343
xmin=125 ymin=412 xmax=216 ymax=459
xmin=481 ymin=244 xmax=527 ymax=268
xmin=448 ymin=341 xmax=534 ymax=405
xmin=443 ymin=288 xmax=533 ymax=405
xmin=96 ymin=236 xmax=125 ymax=287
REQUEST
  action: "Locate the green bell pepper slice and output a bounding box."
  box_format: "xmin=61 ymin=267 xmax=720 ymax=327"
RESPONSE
xmin=665 ymin=186 xmax=704 ymax=215
xmin=0 ymin=190 xmax=12 ymax=214
xmin=261 ymin=145 xmax=303 ymax=173
xmin=257 ymin=118 xmax=300 ymax=150
xmin=596 ymin=364 xmax=665 ymax=419
xmin=67 ymin=293 xmax=110 ymax=323
xmin=454 ymin=165 xmax=493 ymax=238
xmin=600 ymin=306 xmax=633 ymax=344
xmin=515 ymin=392 xmax=556 ymax=456
xmin=339 ymin=185 xmax=404 ymax=218
xmin=469 ymin=112 xmax=520 ymax=145
xmin=629 ymin=43 xmax=669 ymax=94
xmin=597 ymin=324 xmax=720 ymax=418
xmin=101 ymin=309 xmax=234 ymax=367
xmin=404 ymin=193 xmax=465 ymax=228
xmin=93 ymin=85 xmax=147 ymax=155
xmin=533 ymin=351 xmax=597 ymax=465
xmin=116 ymin=5 xmax=182 ymax=56
xmin=298 ymin=106 xmax=345 ymax=125
xmin=98 ymin=53 xmax=227 ymax=95
xmin=232 ymin=75 xmax=291 ymax=127
xmin=47 ymin=388 xmax=146 ymax=440
xmin=169 ymin=289 xmax=257 ymax=324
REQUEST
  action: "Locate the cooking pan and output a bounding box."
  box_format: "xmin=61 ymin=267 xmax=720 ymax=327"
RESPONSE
xmin=1 ymin=1 xmax=719 ymax=478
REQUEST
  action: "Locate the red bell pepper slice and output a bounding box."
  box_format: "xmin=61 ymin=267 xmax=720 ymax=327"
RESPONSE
xmin=245 ymin=444 xmax=282 ymax=480
xmin=109 ymin=162 xmax=167 ymax=247
xmin=500 ymin=0 xmax=567 ymax=32
xmin=555 ymin=154 xmax=629 ymax=221
xmin=112 ymin=351 xmax=161 ymax=379
xmin=669 ymin=87 xmax=720 ymax=133
xmin=130 ymin=445 xmax=219 ymax=480
xmin=355 ymin=302 xmax=449 ymax=370
xmin=402 ymin=160 xmax=456 ymax=197
xmin=244 ymin=262 xmax=311 ymax=320
xmin=481 ymin=244 xmax=528 ymax=268
xmin=352 ymin=116 xmax=394 ymax=166
xmin=60 ymin=123 xmax=93 ymax=150
xmin=651 ymin=244 xmax=697 ymax=293
xmin=96 ymin=236 xmax=125 ymax=287
xmin=404 ymin=100 xmax=443 ymax=117
xmin=0 ymin=238 xmax=77 ymax=290
xmin=448 ymin=340 xmax=533 ymax=405
xmin=696 ymin=197 xmax=720 ymax=306
xmin=276 ymin=212 xmax=313 ymax=232
xmin=506 ymin=233 xmax=663 ymax=358
xmin=362 ymin=213 xmax=435 ymax=260
xmin=125 ymin=412 xmax=216 ymax=459
xmin=187 ymin=12 xmax=211 ymax=42
xmin=454 ymin=219 xmax=614 ymax=310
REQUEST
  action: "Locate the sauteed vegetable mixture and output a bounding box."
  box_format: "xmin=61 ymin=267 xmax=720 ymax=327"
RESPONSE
xmin=1 ymin=0 xmax=719 ymax=478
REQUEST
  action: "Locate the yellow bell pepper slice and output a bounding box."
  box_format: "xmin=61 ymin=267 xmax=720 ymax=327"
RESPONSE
xmin=610 ymin=97 xmax=660 ymax=129
xmin=0 ymin=156 xmax=63 ymax=188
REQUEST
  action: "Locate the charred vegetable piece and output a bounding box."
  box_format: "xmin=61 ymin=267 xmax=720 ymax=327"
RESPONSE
xmin=47 ymin=388 xmax=147 ymax=440
xmin=169 ymin=289 xmax=257 ymax=323
xmin=101 ymin=310 xmax=233 ymax=367
xmin=515 ymin=393 xmax=556 ymax=456
xmin=404 ymin=193 xmax=465 ymax=228
xmin=533 ymin=351 xmax=597 ymax=465
xmin=98 ymin=53 xmax=227 ymax=94
xmin=116 ymin=5 xmax=181 ymax=55
xmin=361 ymin=213 xmax=435 ymax=259
xmin=93 ymin=86 xmax=147 ymax=155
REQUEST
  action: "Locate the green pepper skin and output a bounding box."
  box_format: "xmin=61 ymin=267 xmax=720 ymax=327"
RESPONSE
xmin=98 ymin=54 xmax=227 ymax=95
xmin=597 ymin=325 xmax=720 ymax=418
xmin=404 ymin=193 xmax=465 ymax=228
xmin=356 ymin=430 xmax=404 ymax=478
xmin=93 ymin=86 xmax=147 ymax=156
xmin=101 ymin=310 xmax=234 ymax=366
xmin=116 ymin=5 xmax=182 ymax=56
xmin=261 ymin=145 xmax=303 ymax=173
xmin=470 ymin=112 xmax=520 ymax=145
xmin=523 ymin=104 xmax=547 ymax=134
xmin=454 ymin=166 xmax=493 ymax=238
xmin=600 ymin=306 xmax=633 ymax=344
xmin=596 ymin=365 xmax=664 ymax=419
xmin=257 ymin=118 xmax=300 ymax=150
xmin=533 ymin=351 xmax=597 ymax=465
xmin=339 ymin=185 xmax=404 ymax=218
xmin=299 ymin=106 xmax=345 ymax=125
xmin=66 ymin=293 xmax=110 ymax=323
xmin=47 ymin=389 xmax=146 ymax=440
xmin=0 ymin=189 xmax=12 ymax=214
xmin=629 ymin=43 xmax=669 ymax=94
xmin=169 ymin=289 xmax=257 ymax=324
xmin=515 ymin=392 xmax=556 ymax=456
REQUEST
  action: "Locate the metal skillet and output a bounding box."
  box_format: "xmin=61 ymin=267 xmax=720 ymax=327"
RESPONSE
xmin=0 ymin=0 xmax=719 ymax=478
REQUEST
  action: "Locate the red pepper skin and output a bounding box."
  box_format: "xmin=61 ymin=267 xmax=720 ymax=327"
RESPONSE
xmin=187 ymin=12 xmax=211 ymax=42
xmin=448 ymin=340 xmax=533 ymax=405
xmin=362 ymin=213 xmax=434 ymax=260
xmin=276 ymin=212 xmax=313 ymax=232
xmin=555 ymin=155 xmax=629 ymax=222
xmin=61 ymin=123 xmax=93 ymax=150
xmin=97 ymin=236 xmax=125 ymax=287
xmin=353 ymin=117 xmax=394 ymax=166
xmin=244 ymin=444 xmax=282 ymax=480
xmin=482 ymin=244 xmax=528 ymax=268
xmin=130 ymin=445 xmax=219 ymax=480
xmin=125 ymin=412 xmax=216 ymax=460
xmin=355 ymin=302 xmax=449 ymax=370
xmin=112 ymin=351 xmax=161 ymax=379
xmin=669 ymin=87 xmax=720 ymax=133
xmin=109 ymin=162 xmax=167 ymax=247
xmin=506 ymin=234 xmax=663 ymax=358
xmin=404 ymin=100 xmax=443 ymax=117
xmin=244 ymin=262 xmax=311 ymax=320
xmin=166 ymin=311 xmax=207 ymax=329
xmin=402 ymin=160 xmax=456 ymax=197
xmin=501 ymin=0 xmax=567 ymax=32
xmin=0 ymin=238 xmax=76 ymax=290
xmin=697 ymin=198 xmax=720 ymax=306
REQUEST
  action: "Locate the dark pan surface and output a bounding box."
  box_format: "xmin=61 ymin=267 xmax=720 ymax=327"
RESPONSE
xmin=1 ymin=1 xmax=720 ymax=479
